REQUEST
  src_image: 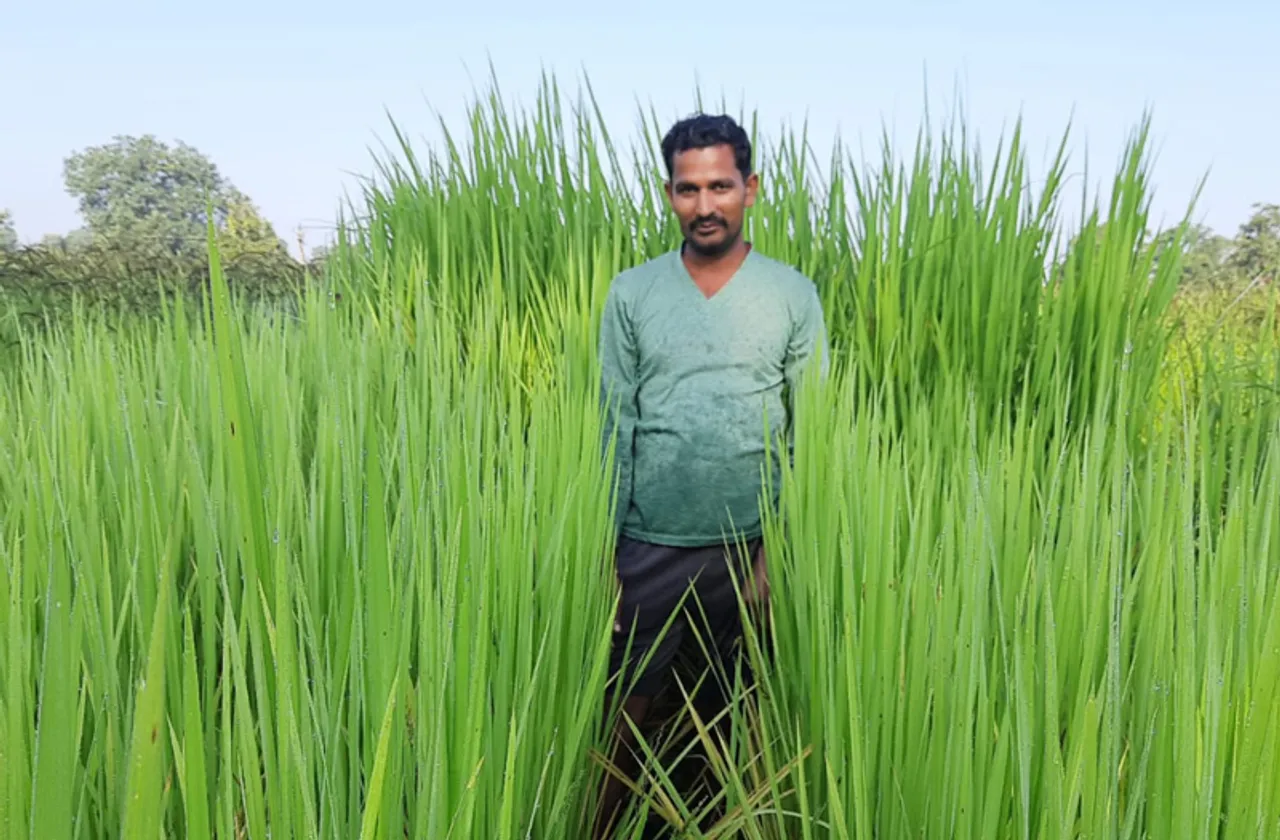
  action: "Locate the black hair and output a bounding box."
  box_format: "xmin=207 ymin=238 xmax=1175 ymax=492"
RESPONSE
xmin=660 ymin=113 xmax=753 ymax=182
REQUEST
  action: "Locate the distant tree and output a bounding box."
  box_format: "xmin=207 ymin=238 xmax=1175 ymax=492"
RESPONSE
xmin=302 ymin=243 xmax=338 ymax=284
xmin=1152 ymin=223 xmax=1237 ymax=289
xmin=62 ymin=134 xmax=291 ymax=266
xmin=35 ymin=229 xmax=94 ymax=253
xmin=66 ymin=228 xmax=95 ymax=251
xmin=220 ymin=194 xmax=291 ymax=262
xmin=1230 ymin=202 xmax=1280 ymax=283
xmin=0 ymin=209 xmax=17 ymax=251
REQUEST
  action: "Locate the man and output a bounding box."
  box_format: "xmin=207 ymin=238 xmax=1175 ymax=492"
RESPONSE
xmin=593 ymin=112 xmax=828 ymax=837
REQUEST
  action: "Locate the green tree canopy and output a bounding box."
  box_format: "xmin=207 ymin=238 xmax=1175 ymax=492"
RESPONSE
xmin=1150 ymin=223 xmax=1236 ymax=289
xmin=35 ymin=229 xmax=94 ymax=253
xmin=61 ymin=134 xmax=292 ymax=267
xmin=1230 ymin=202 xmax=1280 ymax=283
xmin=1149 ymin=205 xmax=1280 ymax=290
xmin=0 ymin=209 xmax=17 ymax=251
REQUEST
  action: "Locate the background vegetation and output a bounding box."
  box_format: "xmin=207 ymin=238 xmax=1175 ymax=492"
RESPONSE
xmin=2 ymin=74 xmax=1278 ymax=839
xmin=0 ymin=134 xmax=319 ymax=339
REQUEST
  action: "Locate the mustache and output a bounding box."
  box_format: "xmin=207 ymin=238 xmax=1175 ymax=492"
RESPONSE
xmin=690 ymin=215 xmax=726 ymax=228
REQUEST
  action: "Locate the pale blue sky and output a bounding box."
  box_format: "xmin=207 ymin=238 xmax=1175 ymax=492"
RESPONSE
xmin=2 ymin=1 xmax=1276 ymax=256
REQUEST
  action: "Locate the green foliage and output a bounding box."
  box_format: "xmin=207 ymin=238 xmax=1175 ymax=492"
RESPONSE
xmin=63 ymin=134 xmax=240 ymax=261
xmin=2 ymin=72 xmax=1278 ymax=840
xmin=0 ymin=236 xmax=304 ymax=327
xmin=1232 ymin=201 xmax=1280 ymax=281
xmin=341 ymin=84 xmax=1180 ymax=445
xmin=0 ymin=135 xmax=306 ymax=318
xmin=1 ymin=138 xmax=306 ymax=324
xmin=1152 ymin=203 xmax=1280 ymax=290
xmin=221 ymin=194 xmax=292 ymax=262
xmin=1156 ymin=280 xmax=1280 ymax=446
xmin=0 ymin=210 xmax=16 ymax=251
xmin=37 ymin=228 xmax=96 ymax=253
xmin=1152 ymin=223 xmax=1234 ymax=288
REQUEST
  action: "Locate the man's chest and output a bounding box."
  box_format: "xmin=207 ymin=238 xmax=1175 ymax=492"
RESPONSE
xmin=631 ymin=288 xmax=793 ymax=378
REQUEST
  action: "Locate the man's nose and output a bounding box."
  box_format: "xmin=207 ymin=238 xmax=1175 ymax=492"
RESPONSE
xmin=695 ymin=191 xmax=715 ymax=216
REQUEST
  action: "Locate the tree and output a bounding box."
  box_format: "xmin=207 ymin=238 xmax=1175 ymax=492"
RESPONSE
xmin=1152 ymin=223 xmax=1237 ymax=289
xmin=61 ymin=134 xmax=289 ymax=266
xmin=220 ymin=194 xmax=289 ymax=260
xmin=36 ymin=229 xmax=94 ymax=253
xmin=0 ymin=209 xmax=17 ymax=251
xmin=1230 ymin=202 xmax=1280 ymax=283
xmin=211 ymin=193 xmax=302 ymax=288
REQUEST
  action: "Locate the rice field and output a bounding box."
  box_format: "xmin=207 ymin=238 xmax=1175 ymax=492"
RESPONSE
xmin=3 ymin=76 xmax=1280 ymax=839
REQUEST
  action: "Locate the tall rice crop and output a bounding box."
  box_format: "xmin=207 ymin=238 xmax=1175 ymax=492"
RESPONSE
xmin=1 ymin=240 xmax=619 ymax=839
xmin=2 ymin=71 xmax=1277 ymax=839
xmin=740 ymin=359 xmax=1280 ymax=839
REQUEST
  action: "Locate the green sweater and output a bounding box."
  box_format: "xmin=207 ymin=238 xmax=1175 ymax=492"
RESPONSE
xmin=598 ymin=246 xmax=828 ymax=547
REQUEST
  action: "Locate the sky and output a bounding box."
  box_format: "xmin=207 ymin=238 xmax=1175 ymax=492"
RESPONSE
xmin=2 ymin=1 xmax=1277 ymax=256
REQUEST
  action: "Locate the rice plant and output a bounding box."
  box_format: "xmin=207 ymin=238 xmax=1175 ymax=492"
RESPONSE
xmin=1 ymin=71 xmax=1277 ymax=839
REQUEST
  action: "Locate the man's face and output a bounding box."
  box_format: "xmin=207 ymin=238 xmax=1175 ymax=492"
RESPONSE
xmin=665 ymin=143 xmax=758 ymax=258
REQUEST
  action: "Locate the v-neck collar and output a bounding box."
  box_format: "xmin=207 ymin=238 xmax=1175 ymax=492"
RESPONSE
xmin=676 ymin=242 xmax=755 ymax=302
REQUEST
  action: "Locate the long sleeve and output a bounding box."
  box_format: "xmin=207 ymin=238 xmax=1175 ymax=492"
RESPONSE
xmin=783 ymin=283 xmax=829 ymax=455
xmin=598 ymin=283 xmax=639 ymax=537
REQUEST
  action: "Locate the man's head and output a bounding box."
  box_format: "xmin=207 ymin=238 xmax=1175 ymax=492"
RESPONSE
xmin=661 ymin=113 xmax=758 ymax=259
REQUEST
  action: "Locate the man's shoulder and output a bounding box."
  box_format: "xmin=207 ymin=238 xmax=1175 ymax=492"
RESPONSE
xmin=606 ymin=250 xmax=676 ymax=300
xmin=749 ymin=250 xmax=820 ymax=299
xmin=615 ymin=250 xmax=677 ymax=282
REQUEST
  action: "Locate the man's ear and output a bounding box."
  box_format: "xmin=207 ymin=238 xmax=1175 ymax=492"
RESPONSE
xmin=744 ymin=172 xmax=760 ymax=207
